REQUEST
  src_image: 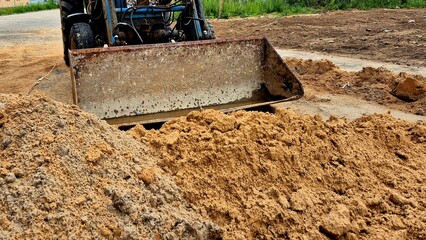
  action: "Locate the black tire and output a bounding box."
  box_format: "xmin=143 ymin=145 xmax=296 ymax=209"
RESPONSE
xmin=205 ymin=20 xmax=215 ymax=40
xmin=69 ymin=22 xmax=95 ymax=52
xmin=60 ymin=0 xmax=84 ymax=65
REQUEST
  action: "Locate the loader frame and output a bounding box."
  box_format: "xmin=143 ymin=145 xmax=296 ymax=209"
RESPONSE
xmin=61 ymin=0 xmax=212 ymax=57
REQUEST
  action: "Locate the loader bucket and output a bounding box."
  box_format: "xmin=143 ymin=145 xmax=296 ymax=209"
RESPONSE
xmin=69 ymin=37 xmax=304 ymax=125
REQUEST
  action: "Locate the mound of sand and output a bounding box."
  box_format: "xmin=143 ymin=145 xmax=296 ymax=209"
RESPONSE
xmin=286 ymin=58 xmax=426 ymax=116
xmin=2 ymin=93 xmax=426 ymax=240
xmin=131 ymin=109 xmax=426 ymax=239
xmin=0 ymin=94 xmax=221 ymax=239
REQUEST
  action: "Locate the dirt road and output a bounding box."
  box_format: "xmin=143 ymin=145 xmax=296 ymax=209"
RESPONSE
xmin=0 ymin=10 xmax=60 ymax=47
xmin=0 ymin=9 xmax=425 ymax=121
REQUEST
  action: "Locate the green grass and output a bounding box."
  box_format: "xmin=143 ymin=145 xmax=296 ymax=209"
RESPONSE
xmin=0 ymin=0 xmax=58 ymax=16
xmin=1 ymin=0 xmax=424 ymax=18
xmin=204 ymin=0 xmax=426 ymax=18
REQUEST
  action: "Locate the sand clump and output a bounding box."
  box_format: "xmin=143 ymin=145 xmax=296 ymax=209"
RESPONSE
xmin=286 ymin=58 xmax=426 ymax=115
xmin=131 ymin=109 xmax=426 ymax=239
xmin=0 ymin=94 xmax=221 ymax=239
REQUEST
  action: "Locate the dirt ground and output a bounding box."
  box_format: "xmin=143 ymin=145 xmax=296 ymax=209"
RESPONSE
xmin=0 ymin=45 xmax=64 ymax=95
xmin=0 ymin=94 xmax=222 ymax=239
xmin=213 ymin=9 xmax=426 ymax=67
xmin=285 ymin=58 xmax=426 ymax=116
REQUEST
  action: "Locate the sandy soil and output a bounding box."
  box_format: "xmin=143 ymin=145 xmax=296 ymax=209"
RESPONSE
xmin=285 ymin=58 xmax=426 ymax=116
xmin=213 ymin=9 xmax=426 ymax=67
xmin=0 ymin=45 xmax=64 ymax=95
xmin=0 ymin=94 xmax=221 ymax=239
xmin=130 ymin=109 xmax=426 ymax=239
xmin=2 ymin=94 xmax=425 ymax=239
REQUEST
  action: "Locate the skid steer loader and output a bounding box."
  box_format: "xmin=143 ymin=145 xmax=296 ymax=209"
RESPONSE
xmin=60 ymin=0 xmax=304 ymax=126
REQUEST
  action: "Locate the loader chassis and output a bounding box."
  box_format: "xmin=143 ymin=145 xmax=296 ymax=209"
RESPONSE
xmin=60 ymin=0 xmax=215 ymax=65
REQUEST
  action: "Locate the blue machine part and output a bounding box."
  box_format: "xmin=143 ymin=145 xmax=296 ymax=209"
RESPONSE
xmin=190 ymin=1 xmax=203 ymax=40
xmin=104 ymin=0 xmax=116 ymax=44
xmin=115 ymin=5 xmax=185 ymax=20
xmin=115 ymin=5 xmax=186 ymax=15
xmin=114 ymin=5 xmax=203 ymax=40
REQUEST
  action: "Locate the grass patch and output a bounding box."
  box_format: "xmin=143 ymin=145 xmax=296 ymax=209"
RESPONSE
xmin=204 ymin=0 xmax=426 ymax=18
xmin=0 ymin=0 xmax=58 ymax=16
xmin=1 ymin=0 xmax=424 ymax=18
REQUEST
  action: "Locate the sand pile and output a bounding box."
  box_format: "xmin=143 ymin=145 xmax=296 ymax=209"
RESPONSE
xmin=286 ymin=58 xmax=426 ymax=116
xmin=131 ymin=109 xmax=426 ymax=239
xmin=2 ymin=93 xmax=426 ymax=239
xmin=0 ymin=94 xmax=221 ymax=239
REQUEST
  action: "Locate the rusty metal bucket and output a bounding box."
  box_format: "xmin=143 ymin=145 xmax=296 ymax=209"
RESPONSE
xmin=69 ymin=37 xmax=304 ymax=125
